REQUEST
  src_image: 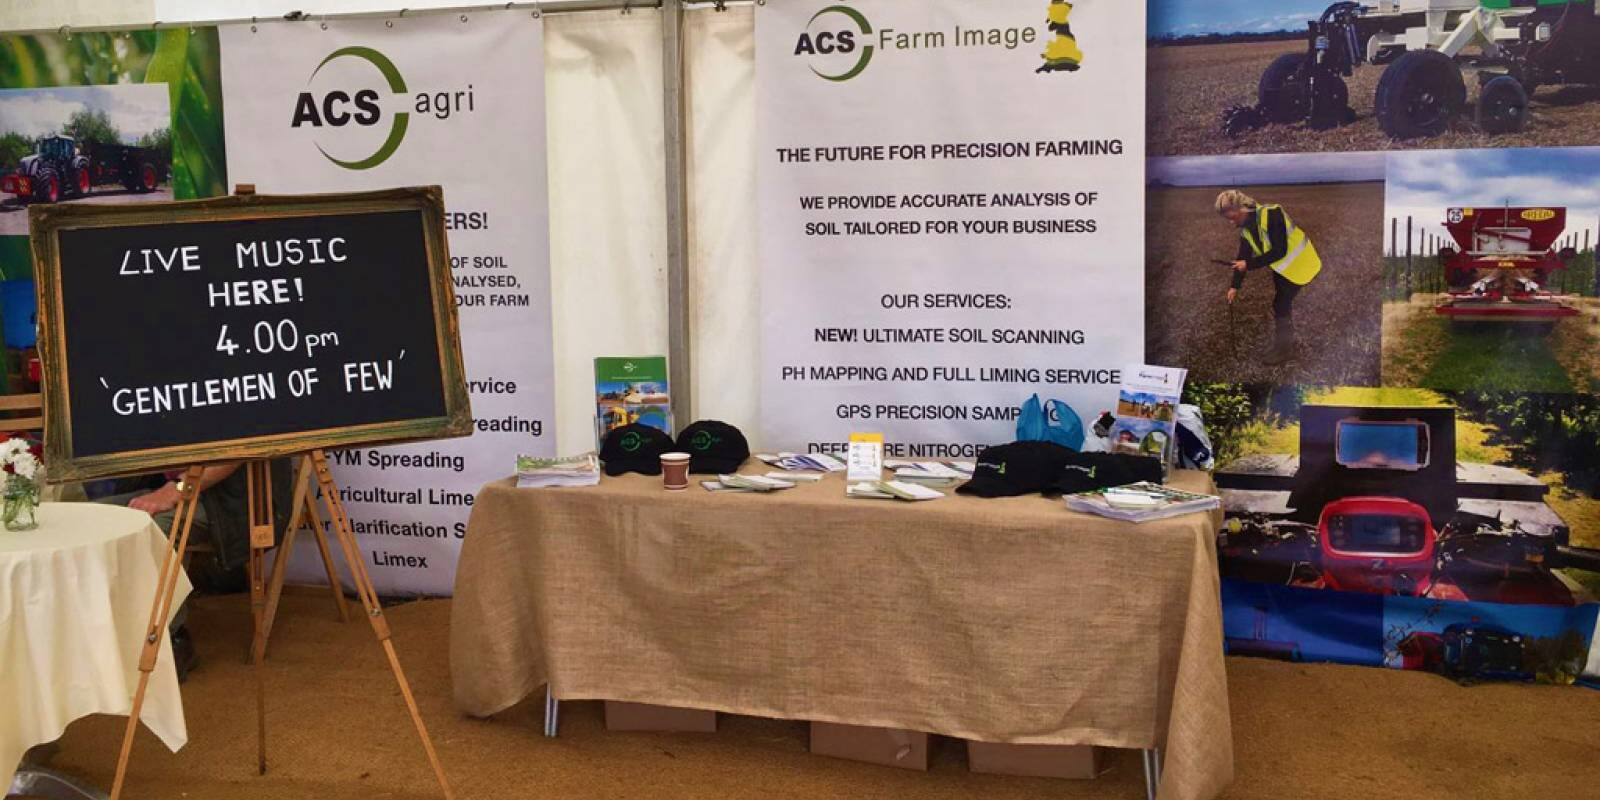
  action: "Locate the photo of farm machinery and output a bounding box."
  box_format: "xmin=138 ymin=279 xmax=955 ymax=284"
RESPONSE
xmin=0 ymin=134 xmax=166 ymax=205
xmin=1222 ymin=0 xmax=1600 ymax=139
xmin=1214 ymin=404 xmax=1600 ymax=607
xmin=1395 ymin=622 xmax=1536 ymax=680
xmin=1433 ymin=204 xmax=1581 ymax=323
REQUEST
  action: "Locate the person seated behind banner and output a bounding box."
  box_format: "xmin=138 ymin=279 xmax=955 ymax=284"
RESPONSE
xmin=95 ymin=460 xmax=296 ymax=679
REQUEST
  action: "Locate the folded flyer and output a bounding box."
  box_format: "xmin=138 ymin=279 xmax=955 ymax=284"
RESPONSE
xmin=847 ymin=480 xmax=945 ymax=502
xmin=707 ymin=474 xmax=797 ymax=493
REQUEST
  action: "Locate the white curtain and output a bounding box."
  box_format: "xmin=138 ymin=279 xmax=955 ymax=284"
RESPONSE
xmin=684 ymin=6 xmax=759 ymax=442
xmin=544 ymin=9 xmax=670 ymax=451
xmin=3 ymin=0 xmax=154 ymax=30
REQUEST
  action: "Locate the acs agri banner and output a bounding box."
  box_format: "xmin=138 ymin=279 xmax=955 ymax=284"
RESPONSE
xmin=219 ymin=11 xmax=554 ymax=595
xmin=756 ymin=0 xmax=1146 ymax=457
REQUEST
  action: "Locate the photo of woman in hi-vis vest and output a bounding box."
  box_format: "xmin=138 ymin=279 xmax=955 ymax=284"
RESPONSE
xmin=1216 ymin=190 xmax=1323 ymax=365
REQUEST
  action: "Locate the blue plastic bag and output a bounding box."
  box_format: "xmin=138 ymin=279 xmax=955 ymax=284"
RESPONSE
xmin=1016 ymin=394 xmax=1085 ymax=451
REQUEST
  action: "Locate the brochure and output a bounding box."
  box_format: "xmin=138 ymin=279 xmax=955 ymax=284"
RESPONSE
xmin=1063 ymin=481 xmax=1219 ymax=523
xmin=717 ymin=474 xmax=798 ymax=492
xmin=765 ymin=472 xmax=824 ymax=482
xmin=595 ymin=356 xmax=672 ymax=447
xmin=886 ymin=461 xmax=967 ymax=487
xmin=755 ymin=452 xmax=847 ymax=472
xmin=846 ymin=433 xmax=885 ymax=482
xmin=702 ymin=474 xmax=798 ymax=492
xmin=1107 ymin=364 xmax=1187 ymax=467
xmin=846 ymin=480 xmax=946 ymax=502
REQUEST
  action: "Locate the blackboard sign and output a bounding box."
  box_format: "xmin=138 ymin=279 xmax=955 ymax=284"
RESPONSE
xmin=30 ymin=187 xmax=471 ymax=481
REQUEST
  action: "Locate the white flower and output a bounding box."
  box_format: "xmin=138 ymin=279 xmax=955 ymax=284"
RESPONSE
xmin=0 ymin=438 xmax=25 ymax=460
xmin=1 ymin=439 xmax=40 ymax=480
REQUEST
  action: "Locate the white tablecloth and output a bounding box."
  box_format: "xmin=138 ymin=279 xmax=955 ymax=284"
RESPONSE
xmin=0 ymin=503 xmax=191 ymax=789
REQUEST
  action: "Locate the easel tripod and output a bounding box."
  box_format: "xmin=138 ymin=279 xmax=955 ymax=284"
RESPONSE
xmin=107 ymin=450 xmax=454 ymax=800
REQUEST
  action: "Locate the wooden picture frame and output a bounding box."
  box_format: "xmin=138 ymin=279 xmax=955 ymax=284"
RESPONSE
xmin=30 ymin=186 xmax=472 ymax=482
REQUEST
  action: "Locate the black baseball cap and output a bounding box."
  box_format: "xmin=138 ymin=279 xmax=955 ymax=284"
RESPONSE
xmin=676 ymin=420 xmax=750 ymax=474
xmin=1054 ymin=452 xmax=1163 ymax=495
xmin=600 ymin=424 xmax=675 ymax=476
xmin=957 ymin=441 xmax=1074 ymax=498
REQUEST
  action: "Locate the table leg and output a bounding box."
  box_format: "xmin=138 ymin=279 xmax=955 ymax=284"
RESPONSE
xmin=543 ymin=687 xmax=560 ymax=738
xmin=8 ymin=767 xmax=110 ymax=800
xmin=1141 ymin=748 xmax=1162 ymax=800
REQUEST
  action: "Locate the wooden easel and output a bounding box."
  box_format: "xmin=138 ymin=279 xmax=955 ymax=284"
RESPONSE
xmin=108 ymin=451 xmax=454 ymax=800
xmin=260 ymin=457 xmax=352 ymax=646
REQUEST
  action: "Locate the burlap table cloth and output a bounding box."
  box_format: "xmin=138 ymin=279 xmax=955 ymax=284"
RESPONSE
xmin=451 ymin=470 xmax=1232 ymax=800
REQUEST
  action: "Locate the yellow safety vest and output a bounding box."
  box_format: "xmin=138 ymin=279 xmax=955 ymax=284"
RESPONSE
xmin=1242 ymin=203 xmax=1322 ymax=286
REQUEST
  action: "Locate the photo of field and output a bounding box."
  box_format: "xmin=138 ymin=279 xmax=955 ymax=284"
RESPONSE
xmin=1147 ymin=153 xmax=1385 ymax=386
xmin=1381 ymin=149 xmax=1600 ymax=393
xmin=1149 ymin=37 xmax=1600 ymax=158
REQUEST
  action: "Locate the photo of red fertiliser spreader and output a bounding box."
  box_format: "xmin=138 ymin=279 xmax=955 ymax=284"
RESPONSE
xmin=1434 ymin=205 xmax=1580 ymax=324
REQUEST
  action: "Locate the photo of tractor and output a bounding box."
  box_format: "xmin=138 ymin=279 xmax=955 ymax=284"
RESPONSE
xmin=0 ymin=134 xmax=166 ymax=204
xmin=1215 ymin=404 xmax=1600 ymax=607
xmin=1149 ymin=0 xmax=1600 ymax=156
xmin=1223 ymin=0 xmax=1600 ymax=140
xmin=1397 ymin=622 xmax=1535 ymax=680
xmin=0 ymin=84 xmax=176 ymax=237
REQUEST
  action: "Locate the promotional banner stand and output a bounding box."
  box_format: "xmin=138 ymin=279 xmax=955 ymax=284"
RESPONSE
xmin=108 ymin=453 xmax=456 ymax=800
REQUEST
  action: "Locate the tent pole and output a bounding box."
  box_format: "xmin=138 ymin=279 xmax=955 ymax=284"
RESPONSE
xmin=662 ymin=0 xmax=694 ymax=426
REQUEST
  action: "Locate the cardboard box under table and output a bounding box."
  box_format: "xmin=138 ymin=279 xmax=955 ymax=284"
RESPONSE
xmin=603 ymin=701 xmax=717 ymax=732
xmin=809 ymin=722 xmax=928 ymax=771
xmin=967 ymin=741 xmax=1104 ymax=779
xmin=449 ymin=471 xmax=1233 ymax=800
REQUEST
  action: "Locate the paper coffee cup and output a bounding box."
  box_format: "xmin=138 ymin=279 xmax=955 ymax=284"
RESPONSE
xmin=661 ymin=452 xmax=691 ymax=491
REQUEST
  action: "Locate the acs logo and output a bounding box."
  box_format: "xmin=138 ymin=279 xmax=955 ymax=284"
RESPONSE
xmin=794 ymin=5 xmax=874 ymax=82
xmin=290 ymin=46 xmax=476 ymax=170
xmin=292 ymin=47 xmax=410 ymax=170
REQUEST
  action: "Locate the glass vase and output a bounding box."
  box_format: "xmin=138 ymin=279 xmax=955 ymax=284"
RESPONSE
xmin=3 ymin=474 xmax=39 ymax=531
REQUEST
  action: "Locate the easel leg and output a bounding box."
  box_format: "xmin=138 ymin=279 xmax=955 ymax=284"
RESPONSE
xmin=258 ymin=525 xmax=300 ymax=656
xmin=245 ymin=461 xmax=275 ymax=776
xmin=260 ymin=457 xmax=350 ymax=655
xmin=310 ymin=451 xmax=454 ymax=800
xmin=300 ymin=474 xmax=351 ymax=621
xmin=108 ymin=466 xmax=205 ymax=800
